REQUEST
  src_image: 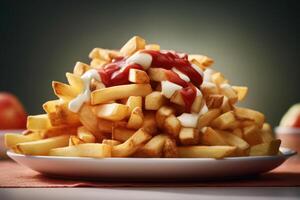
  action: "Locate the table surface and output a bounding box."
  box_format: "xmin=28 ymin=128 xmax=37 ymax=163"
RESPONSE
xmin=1 ymin=187 xmax=300 ymax=200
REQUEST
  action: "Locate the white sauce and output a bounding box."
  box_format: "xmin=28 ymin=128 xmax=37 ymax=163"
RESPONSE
xmin=171 ymin=67 xmax=190 ymax=82
xmin=161 ymin=80 xmax=183 ymax=98
xmin=126 ymin=52 xmax=152 ymax=70
xmin=177 ymin=113 xmax=199 ymax=128
xmin=68 ymin=69 xmax=101 ymax=113
xmin=191 ymin=63 xmax=204 ymax=78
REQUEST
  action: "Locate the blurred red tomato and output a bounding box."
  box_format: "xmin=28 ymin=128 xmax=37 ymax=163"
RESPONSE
xmin=0 ymin=92 xmax=27 ymax=129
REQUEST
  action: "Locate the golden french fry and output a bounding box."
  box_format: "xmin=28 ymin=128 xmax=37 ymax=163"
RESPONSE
xmin=260 ymin=123 xmax=275 ymax=143
xmin=78 ymin=104 xmax=99 ymax=134
xmin=27 ymin=114 xmax=51 ymax=131
xmin=178 ymin=146 xmax=236 ymax=159
xmin=102 ymin=139 xmax=121 ymax=146
xmin=134 ymin=134 xmax=167 ymax=157
xmin=5 ymin=132 xmax=43 ymax=149
xmin=211 ymin=72 xmax=228 ymax=85
xmin=112 ymin=127 xmax=135 ymax=142
xmin=188 ymin=54 xmax=214 ymax=69
xmin=44 ymin=125 xmax=78 ymax=138
xmin=52 ymin=81 xmax=79 ymax=101
xmin=219 ymin=84 xmax=238 ymax=105
xmin=211 ymin=111 xmax=236 ymax=130
xmin=129 ymin=69 xmax=150 ymax=84
xmin=77 ymin=126 xmax=96 ymax=143
xmin=69 ymin=135 xmax=84 ymax=146
xmin=120 ymin=36 xmax=146 ymax=56
xmin=147 ymin=68 xmax=168 ymax=82
xmin=163 ymin=137 xmax=178 ymax=158
xmin=142 ymin=111 xmax=157 ymax=134
xmin=90 ymin=58 xmax=107 ymax=68
xmin=179 ymin=128 xmax=200 ymax=145
xmin=50 ymin=143 xmax=111 ymax=158
xmin=73 ymin=62 xmax=91 ymax=76
xmin=65 ymin=72 xmax=83 ymax=93
xmin=200 ymin=82 xmax=219 ymax=96
xmin=126 ymin=96 xmax=142 ymax=112
xmin=43 ymin=99 xmax=61 ymax=113
xmin=94 ymin=103 xmax=129 ymax=121
xmin=164 ymin=114 xmax=181 ymax=139
xmin=16 ymin=135 xmax=70 ymax=156
xmin=234 ymin=107 xmax=265 ymax=128
xmin=145 ymin=44 xmax=160 ymax=50
xmin=145 ymin=91 xmax=166 ymax=110
xmin=197 ymin=108 xmax=221 ymax=129
xmin=112 ymin=128 xmax=151 ymax=157
xmin=232 ymin=86 xmax=248 ymax=101
xmin=243 ymin=125 xmax=262 ymax=146
xmin=91 ymin=84 xmax=152 ymax=105
xmin=232 ymin=128 xmax=243 ymax=138
xmin=206 ymin=95 xmax=224 ymax=109
xmin=98 ymin=118 xmax=113 ymax=133
xmin=156 ymin=106 xmax=176 ymax=129
xmin=249 ymin=139 xmax=281 ymax=156
xmin=217 ymin=130 xmax=250 ymax=150
xmin=127 ymin=107 xmax=144 ymax=129
xmin=202 ymin=127 xmax=227 ymax=145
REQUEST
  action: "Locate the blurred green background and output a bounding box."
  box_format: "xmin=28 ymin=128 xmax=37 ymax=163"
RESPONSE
xmin=1 ymin=0 xmax=299 ymax=126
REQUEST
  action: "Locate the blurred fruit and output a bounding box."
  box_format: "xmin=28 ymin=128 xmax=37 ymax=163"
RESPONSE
xmin=280 ymin=103 xmax=300 ymax=128
xmin=0 ymin=92 xmax=27 ymax=129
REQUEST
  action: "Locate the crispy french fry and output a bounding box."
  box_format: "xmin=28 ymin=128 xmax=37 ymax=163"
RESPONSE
xmin=260 ymin=123 xmax=274 ymax=143
xmin=77 ymin=126 xmax=96 ymax=143
xmin=197 ymin=109 xmax=221 ymax=129
xmin=178 ymin=146 xmax=236 ymax=159
xmin=219 ymin=83 xmax=238 ymax=105
xmin=249 ymin=139 xmax=281 ymax=156
xmin=232 ymin=128 xmax=243 ymax=138
xmin=5 ymin=132 xmax=43 ymax=149
xmin=112 ymin=128 xmax=151 ymax=157
xmin=112 ymin=127 xmax=135 ymax=142
xmin=211 ymin=72 xmax=228 ymax=86
xmin=94 ymin=103 xmax=129 ymax=121
xmin=163 ymin=137 xmax=178 ymax=158
xmin=73 ymin=62 xmax=91 ymax=76
xmin=156 ymin=106 xmax=176 ymax=129
xmin=243 ymin=125 xmax=262 ymax=146
xmin=179 ymin=128 xmax=200 ymax=145
xmin=129 ymin=69 xmax=150 ymax=84
xmin=43 ymin=99 xmax=61 ymax=113
xmin=16 ymin=135 xmax=70 ymax=156
xmin=50 ymin=143 xmax=111 ymax=158
xmin=221 ymin=96 xmax=232 ymax=113
xmin=217 ymin=130 xmax=250 ymax=150
xmin=145 ymin=44 xmax=160 ymax=50
xmin=145 ymin=91 xmax=166 ymax=110
xmin=78 ymin=104 xmax=99 ymax=134
xmin=164 ymin=114 xmax=181 ymax=139
xmin=98 ymin=118 xmax=113 ymax=133
xmin=89 ymin=48 xmax=120 ymax=61
xmin=66 ymin=72 xmax=83 ymax=93
xmin=102 ymin=139 xmax=121 ymax=146
xmin=120 ymin=36 xmax=146 ymax=56
xmin=91 ymin=84 xmax=152 ymax=105
xmin=127 ymin=107 xmax=144 ymax=129
xmin=90 ymin=58 xmax=107 ymax=68
xmin=202 ymin=127 xmax=227 ymax=145
xmin=142 ymin=111 xmax=157 ymax=134
xmin=234 ymin=107 xmax=265 ymax=128
xmin=147 ymin=68 xmax=168 ymax=82
xmin=126 ymin=96 xmax=142 ymax=112
xmin=211 ymin=111 xmax=236 ymax=130
xmin=69 ymin=135 xmax=84 ymax=146
xmin=134 ymin=134 xmax=167 ymax=157
xmin=52 ymin=81 xmax=79 ymax=101
xmin=200 ymin=82 xmax=219 ymax=96
xmin=206 ymin=95 xmax=224 ymax=109
xmin=27 ymin=114 xmax=51 ymax=131
xmin=188 ymin=54 xmax=214 ymax=69
xmin=44 ymin=125 xmax=78 ymax=138
xmin=232 ymin=86 xmax=248 ymax=101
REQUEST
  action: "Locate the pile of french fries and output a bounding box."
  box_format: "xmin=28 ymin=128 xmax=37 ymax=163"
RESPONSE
xmin=5 ymin=36 xmax=281 ymax=159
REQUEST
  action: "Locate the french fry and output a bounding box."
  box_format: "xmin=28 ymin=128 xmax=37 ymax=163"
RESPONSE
xmin=234 ymin=107 xmax=265 ymax=128
xmin=112 ymin=128 xmax=151 ymax=157
xmin=145 ymin=91 xmax=166 ymax=110
xmin=200 ymin=82 xmax=219 ymax=96
xmin=52 ymin=81 xmax=79 ymax=101
xmin=89 ymin=48 xmax=120 ymax=61
xmin=170 ymin=91 xmax=203 ymax=113
xmin=249 ymin=139 xmax=281 ymax=156
xmin=156 ymin=106 xmax=176 ymax=129
xmin=178 ymin=146 xmax=236 ymax=159
xmin=65 ymin=72 xmax=83 ymax=93
xmin=221 ymin=96 xmax=232 ymax=113
xmin=43 ymin=99 xmax=61 ymax=113
xmin=142 ymin=111 xmax=157 ymax=134
xmin=211 ymin=72 xmax=228 ymax=86
xmin=206 ymin=95 xmax=224 ymax=109
xmin=90 ymin=58 xmax=107 ymax=68
xmin=69 ymin=135 xmax=84 ymax=146
xmin=188 ymin=54 xmax=214 ymax=69
xmin=102 ymin=139 xmax=121 ymax=146
xmin=240 ymin=120 xmax=256 ymax=128
xmin=164 ymin=114 xmax=181 ymax=139
xmin=163 ymin=137 xmax=178 ymax=158
xmin=202 ymin=127 xmax=227 ymax=145
xmin=232 ymin=128 xmax=243 ymax=138
xmin=91 ymin=84 xmax=152 ymax=105
xmin=217 ymin=130 xmax=250 ymax=150
xmin=126 ymin=96 xmax=142 ymax=112
xmin=219 ymin=83 xmax=238 ymax=105
xmin=145 ymin=44 xmax=160 ymax=50
xmin=77 ymin=126 xmax=96 ymax=143
xmin=44 ymin=125 xmax=78 ymax=138
xmin=127 ymin=107 xmax=144 ymax=129
xmin=232 ymin=86 xmax=248 ymax=101
xmin=147 ymin=68 xmax=168 ymax=82
xmin=73 ymin=62 xmax=91 ymax=76
xmin=243 ymin=125 xmax=262 ymax=146
xmin=129 ymin=69 xmax=150 ymax=84
xmin=197 ymin=109 xmax=221 ymax=129
xmin=78 ymin=104 xmax=99 ymax=134
xmin=120 ymin=36 xmax=146 ymax=56
xmin=260 ymin=123 xmax=275 ymax=143
xmin=211 ymin=111 xmax=236 ymax=130
xmin=179 ymin=128 xmax=200 ymax=145
xmin=134 ymin=134 xmax=167 ymax=157
xmin=98 ymin=118 xmax=113 ymax=133
xmin=94 ymin=103 xmax=129 ymax=121
xmin=112 ymin=127 xmax=135 ymax=142
xmin=27 ymin=114 xmax=51 ymax=131
xmin=5 ymin=132 xmax=43 ymax=149
xmin=16 ymin=135 xmax=70 ymax=156
xmin=49 ymin=143 xmax=111 ymax=158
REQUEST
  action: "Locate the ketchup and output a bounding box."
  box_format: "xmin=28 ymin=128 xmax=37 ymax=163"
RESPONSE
xmin=97 ymin=50 xmax=203 ymax=112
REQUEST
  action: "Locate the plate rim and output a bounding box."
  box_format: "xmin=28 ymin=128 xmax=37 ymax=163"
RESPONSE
xmin=6 ymin=147 xmax=297 ymax=162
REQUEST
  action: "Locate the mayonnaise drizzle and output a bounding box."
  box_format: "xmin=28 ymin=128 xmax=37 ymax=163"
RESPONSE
xmin=171 ymin=67 xmax=190 ymax=82
xmin=68 ymin=69 xmax=101 ymax=113
xmin=125 ymin=52 xmax=152 ymax=70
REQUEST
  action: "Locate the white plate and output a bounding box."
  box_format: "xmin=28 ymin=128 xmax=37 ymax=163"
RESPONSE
xmin=7 ymin=148 xmax=296 ymax=180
